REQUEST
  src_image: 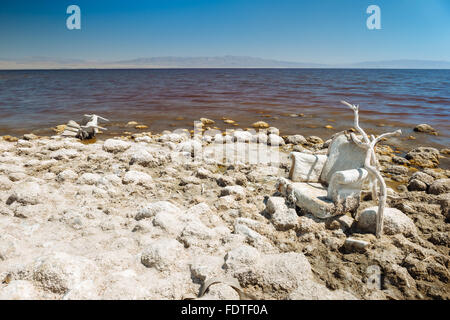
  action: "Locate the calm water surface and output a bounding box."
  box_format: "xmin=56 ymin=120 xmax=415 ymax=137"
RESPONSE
xmin=0 ymin=68 xmax=448 ymax=150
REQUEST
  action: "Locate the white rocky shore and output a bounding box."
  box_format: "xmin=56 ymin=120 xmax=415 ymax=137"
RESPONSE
xmin=0 ymin=128 xmax=449 ymax=300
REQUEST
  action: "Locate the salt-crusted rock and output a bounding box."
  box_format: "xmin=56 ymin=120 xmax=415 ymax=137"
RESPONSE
xmin=233 ymin=130 xmax=253 ymax=142
xmin=237 ymin=252 xmax=313 ymax=299
xmin=200 ymin=118 xmax=215 ymax=125
xmin=357 ymin=207 xmax=416 ymax=236
xmin=178 ymin=220 xmax=215 ymax=247
xmin=129 ymin=149 xmax=157 ymax=167
xmin=50 ymin=149 xmax=78 ymax=160
xmin=23 ymin=133 xmax=38 ymax=141
xmin=405 ymin=147 xmax=440 ymax=168
xmin=267 ymin=127 xmax=280 ymax=136
xmin=196 ymin=168 xmax=212 ymax=179
xmin=103 ymin=139 xmax=131 ymax=153
xmin=289 ymin=152 xmax=327 ymax=182
xmin=286 ymin=134 xmax=307 ymax=145
xmin=306 ymin=136 xmax=323 ymax=146
xmin=0 ymin=175 xmax=13 ymax=190
xmin=408 ymin=179 xmax=427 ymax=192
xmin=215 ymin=195 xmax=239 ymax=210
xmin=234 ymin=223 xmax=264 ymax=243
xmin=135 ymin=201 xmax=180 ymax=220
xmin=267 ymin=134 xmax=285 ymax=146
xmin=62 ymin=280 xmax=99 ymax=300
xmin=141 ymin=238 xmax=184 ymax=271
xmin=343 ymin=238 xmax=370 ymax=253
xmin=134 ymin=136 xmax=152 ymax=143
xmin=266 ymin=197 xmax=298 ymax=230
xmin=266 ymin=197 xmax=286 ymax=215
xmin=224 ymin=245 xmax=260 ymax=273
xmin=272 ymin=208 xmax=298 ymax=231
xmin=122 ymin=170 xmax=153 ymax=186
xmin=56 ymin=169 xmax=78 ymax=182
xmin=220 ymin=185 xmax=246 ymax=200
xmin=383 ymin=165 xmax=409 ymax=176
xmin=428 ymin=179 xmax=450 ymax=195
xmin=185 ymin=202 xmax=211 ymax=216
xmin=198 ymin=283 xmax=240 ymax=300
xmin=152 ymin=212 xmax=183 ymax=236
xmin=289 ymin=279 xmax=357 ymax=300
xmin=252 ymin=121 xmax=269 ymax=129
xmin=8 ymin=171 xmax=28 ymax=182
xmin=6 ymin=181 xmax=41 ymax=205
xmin=158 ymin=133 xmax=187 ymax=143
xmin=32 ymin=252 xmax=98 ymax=294
xmin=13 ymin=204 xmax=49 ymax=219
xmin=190 ymin=255 xmax=224 ymax=281
xmin=78 ymin=173 xmax=101 ymax=185
xmin=0 ymin=280 xmax=40 ymax=300
xmin=255 ymin=133 xmax=268 ymax=144
xmin=414 ymin=124 xmax=436 ymax=134
xmin=176 ymin=139 xmax=202 ymax=154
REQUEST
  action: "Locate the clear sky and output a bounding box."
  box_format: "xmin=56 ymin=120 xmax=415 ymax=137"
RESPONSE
xmin=0 ymin=0 xmax=449 ymax=64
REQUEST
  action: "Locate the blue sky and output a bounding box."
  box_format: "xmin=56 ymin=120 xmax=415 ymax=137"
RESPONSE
xmin=0 ymin=0 xmax=449 ymax=64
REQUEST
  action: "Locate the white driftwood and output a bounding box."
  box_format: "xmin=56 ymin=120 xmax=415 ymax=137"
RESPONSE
xmin=341 ymin=101 xmax=401 ymax=238
xmin=61 ymin=114 xmax=109 ymax=140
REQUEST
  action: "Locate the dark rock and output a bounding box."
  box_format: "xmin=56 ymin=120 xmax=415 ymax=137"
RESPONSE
xmin=414 ymin=124 xmax=437 ymax=134
xmin=392 ymin=156 xmax=410 ymax=165
xmin=428 ymin=179 xmax=450 ymax=195
xmin=410 ymin=172 xmax=434 ymax=186
xmin=405 ymin=147 xmax=440 ymax=168
xmin=407 ymin=179 xmax=427 ymax=192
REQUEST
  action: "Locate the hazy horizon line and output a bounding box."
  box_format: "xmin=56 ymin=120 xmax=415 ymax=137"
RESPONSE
xmin=1 ymin=55 xmax=450 ymax=70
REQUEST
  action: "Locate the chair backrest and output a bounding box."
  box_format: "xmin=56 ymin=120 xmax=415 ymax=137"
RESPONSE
xmin=320 ymin=132 xmax=367 ymax=185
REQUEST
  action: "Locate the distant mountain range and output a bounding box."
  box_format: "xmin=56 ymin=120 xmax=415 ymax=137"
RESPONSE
xmin=1 ymin=55 xmax=449 ymax=69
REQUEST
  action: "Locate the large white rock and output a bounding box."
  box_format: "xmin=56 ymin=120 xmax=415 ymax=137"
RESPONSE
xmin=357 ymin=206 xmax=417 ymax=236
xmin=233 ymin=130 xmax=254 ymax=142
xmin=6 ymin=181 xmax=42 ymax=205
xmin=266 ymin=196 xmax=298 ymax=230
xmin=235 ymin=252 xmax=313 ymax=299
xmin=78 ymin=172 xmax=102 ymax=185
xmin=50 ymin=149 xmax=79 ymax=160
xmin=103 ymin=139 xmax=131 ymax=153
xmin=286 ymin=134 xmax=307 ymax=145
xmin=135 ymin=201 xmax=180 ymax=220
xmin=141 ymin=238 xmax=184 ymax=271
xmin=289 ymin=152 xmax=327 ymax=182
xmin=56 ymin=169 xmax=78 ymax=182
xmin=122 ymin=170 xmax=153 ymax=186
xmin=320 ymin=133 xmax=366 ymax=184
xmin=0 ymin=280 xmax=40 ymax=300
xmin=224 ymin=245 xmax=261 ymax=273
xmin=129 ymin=149 xmax=157 ymax=167
xmin=32 ymin=252 xmax=98 ymax=294
xmin=152 ymin=212 xmax=183 ymax=236
xmin=289 ymin=280 xmax=357 ymax=300
xmin=190 ymin=255 xmax=225 ymax=281
xmin=220 ymin=185 xmax=246 ymax=200
xmin=268 ymin=134 xmax=285 ymax=146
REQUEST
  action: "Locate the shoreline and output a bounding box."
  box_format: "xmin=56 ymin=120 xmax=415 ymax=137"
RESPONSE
xmin=2 ymin=116 xmax=449 ymax=169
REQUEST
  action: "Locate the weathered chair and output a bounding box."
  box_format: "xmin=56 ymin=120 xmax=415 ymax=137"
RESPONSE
xmin=276 ymin=132 xmax=369 ymax=218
